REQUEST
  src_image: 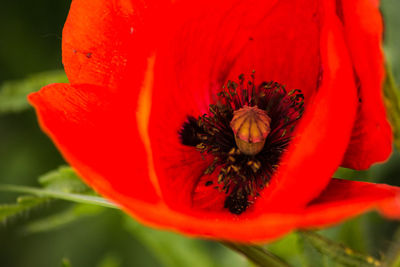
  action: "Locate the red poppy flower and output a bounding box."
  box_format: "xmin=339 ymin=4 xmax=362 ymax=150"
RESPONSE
xmin=29 ymin=0 xmax=400 ymax=242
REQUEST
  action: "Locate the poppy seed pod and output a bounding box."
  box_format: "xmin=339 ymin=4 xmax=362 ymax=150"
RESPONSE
xmin=230 ymin=105 xmax=271 ymax=156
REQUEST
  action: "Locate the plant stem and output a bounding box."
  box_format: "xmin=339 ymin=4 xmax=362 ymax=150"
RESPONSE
xmin=299 ymin=230 xmax=381 ymax=267
xmin=222 ymin=242 xmax=292 ymax=267
xmin=0 ymin=184 xmax=118 ymax=209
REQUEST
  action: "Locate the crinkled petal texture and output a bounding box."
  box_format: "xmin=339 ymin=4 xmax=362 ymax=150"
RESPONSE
xmin=339 ymin=0 xmax=393 ymax=170
xmin=29 ymin=0 xmax=398 ymax=242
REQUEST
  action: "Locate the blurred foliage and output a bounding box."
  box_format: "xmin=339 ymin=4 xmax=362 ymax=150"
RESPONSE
xmin=0 ymin=166 xmax=90 ymax=224
xmin=62 ymin=258 xmax=73 ymax=267
xmin=0 ymin=167 xmax=247 ymax=267
xmin=0 ymin=70 xmax=67 ymax=114
xmin=0 ymin=195 xmax=48 ymax=224
xmin=386 ymin=228 xmax=400 ymax=267
xmin=1 ymin=167 xmax=386 ymax=267
xmin=384 ymin=64 xmax=400 ymax=150
xmin=0 ymin=0 xmax=400 ymax=267
xmin=39 ymin=166 xmax=90 ymax=193
xmin=298 ymin=231 xmax=381 ymax=267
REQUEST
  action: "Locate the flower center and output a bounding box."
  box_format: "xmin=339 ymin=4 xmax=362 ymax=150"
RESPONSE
xmin=179 ymin=73 xmax=304 ymax=215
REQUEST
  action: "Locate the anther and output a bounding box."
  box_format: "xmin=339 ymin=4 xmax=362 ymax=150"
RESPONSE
xmin=179 ymin=74 xmax=305 ymax=215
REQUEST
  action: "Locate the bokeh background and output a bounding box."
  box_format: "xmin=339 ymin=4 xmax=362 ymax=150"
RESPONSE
xmin=1 ymin=1 xmax=400 ymax=266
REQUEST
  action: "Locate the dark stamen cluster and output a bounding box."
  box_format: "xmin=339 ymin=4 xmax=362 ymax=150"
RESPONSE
xmin=179 ymin=73 xmax=304 ymax=215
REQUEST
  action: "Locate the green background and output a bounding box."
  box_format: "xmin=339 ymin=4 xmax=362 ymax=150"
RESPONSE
xmin=1 ymin=1 xmax=400 ymax=267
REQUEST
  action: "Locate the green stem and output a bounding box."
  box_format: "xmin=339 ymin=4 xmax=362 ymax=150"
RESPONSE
xmin=7 ymin=184 xmax=377 ymax=267
xmin=222 ymin=242 xmax=292 ymax=267
xmin=2 ymin=184 xmax=292 ymax=266
xmin=299 ymin=230 xmax=381 ymax=267
xmin=0 ymin=184 xmax=118 ymax=209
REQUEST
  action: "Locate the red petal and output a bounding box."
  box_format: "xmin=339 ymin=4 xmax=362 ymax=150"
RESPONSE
xmin=30 ymin=84 xmax=294 ymax=240
xmin=192 ymin=169 xmax=227 ymax=212
xmin=29 ymin=0 xmax=400 ymax=242
xmin=119 ymin=178 xmax=400 ymax=243
xmin=255 ymin=0 xmax=359 ymax=212
xmin=300 ymin=178 xmax=400 ymax=227
xmin=86 ymin=176 xmax=400 ymax=242
xmin=30 ymin=86 xmax=400 ymax=242
xmin=225 ymin=0 xmax=321 ymax=100
xmin=28 ymin=83 xmax=160 ymax=204
xmin=339 ymin=0 xmax=393 ymax=170
xmin=62 ymin=0 xmax=163 ymax=92
xmin=149 ymin=0 xmax=359 ymax=214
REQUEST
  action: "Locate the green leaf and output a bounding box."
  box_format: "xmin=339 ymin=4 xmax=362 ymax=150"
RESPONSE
xmin=384 ymin=63 xmax=400 ymax=150
xmin=0 ymin=167 xmax=95 ymax=224
xmin=39 ymin=166 xmax=90 ymax=194
xmin=0 ymin=70 xmax=67 ymax=114
xmin=0 ymin=195 xmax=48 ymax=223
xmin=22 ymin=204 xmax=103 ymax=234
xmin=0 ymin=181 xmax=246 ymax=267
xmin=0 ymin=184 xmax=118 ymax=209
xmin=299 ymin=231 xmax=381 ymax=267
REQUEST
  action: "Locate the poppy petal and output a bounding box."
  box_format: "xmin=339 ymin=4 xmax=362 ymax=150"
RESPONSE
xmin=29 ymin=88 xmax=400 ymax=243
xmin=245 ymin=0 xmax=359 ymax=212
xmin=29 ymin=0 xmax=400 ymax=243
xmin=300 ymin=178 xmax=400 ymax=227
xmin=148 ymin=0 xmax=358 ymax=213
xmin=62 ymin=0 xmax=163 ymax=92
xmin=28 ymin=83 xmax=160 ymax=204
xmin=89 ymin=177 xmax=400 ymax=243
xmin=339 ymin=0 xmax=393 ymax=170
xmin=120 ymin=178 xmax=400 ymax=243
